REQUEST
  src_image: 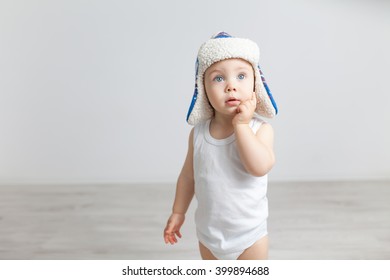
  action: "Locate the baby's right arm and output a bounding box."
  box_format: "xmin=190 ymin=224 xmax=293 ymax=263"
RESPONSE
xmin=164 ymin=128 xmax=195 ymax=245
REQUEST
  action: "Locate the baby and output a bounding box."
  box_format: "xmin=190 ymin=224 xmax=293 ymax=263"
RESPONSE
xmin=164 ymin=32 xmax=278 ymax=260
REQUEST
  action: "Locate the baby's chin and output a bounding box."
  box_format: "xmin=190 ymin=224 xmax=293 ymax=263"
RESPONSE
xmin=218 ymin=108 xmax=239 ymax=118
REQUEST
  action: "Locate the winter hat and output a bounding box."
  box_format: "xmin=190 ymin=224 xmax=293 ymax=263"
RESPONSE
xmin=186 ymin=32 xmax=278 ymax=125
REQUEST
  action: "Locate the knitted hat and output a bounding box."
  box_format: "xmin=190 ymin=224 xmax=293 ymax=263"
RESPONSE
xmin=186 ymin=32 xmax=278 ymax=125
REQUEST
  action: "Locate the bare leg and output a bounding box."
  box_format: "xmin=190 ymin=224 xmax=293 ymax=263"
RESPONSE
xmin=199 ymin=242 xmax=218 ymax=260
xmin=238 ymin=235 xmax=269 ymax=260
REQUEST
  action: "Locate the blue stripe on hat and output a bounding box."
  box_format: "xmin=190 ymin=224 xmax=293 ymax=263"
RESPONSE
xmin=263 ymin=82 xmax=278 ymax=115
xmin=213 ymin=32 xmax=233 ymax=39
xmin=186 ymin=87 xmax=198 ymax=122
xmin=259 ymin=65 xmax=278 ymax=114
xmin=186 ymin=59 xmax=199 ymax=122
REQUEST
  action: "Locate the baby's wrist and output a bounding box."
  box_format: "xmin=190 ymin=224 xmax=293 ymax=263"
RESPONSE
xmin=233 ymin=122 xmax=250 ymax=130
xmin=172 ymin=211 xmax=185 ymax=216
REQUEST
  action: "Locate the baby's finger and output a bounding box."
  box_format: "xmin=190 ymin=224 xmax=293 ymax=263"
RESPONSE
xmin=164 ymin=223 xmax=174 ymax=242
xmin=171 ymin=234 xmax=178 ymax=244
xmin=176 ymin=230 xmax=182 ymax=239
xmin=240 ymin=102 xmax=250 ymax=112
xmin=165 ymin=233 xmax=172 ymax=245
xmin=250 ymin=92 xmax=257 ymax=106
xmin=167 ymin=233 xmax=174 ymax=245
xmin=164 ymin=231 xmax=171 ymax=244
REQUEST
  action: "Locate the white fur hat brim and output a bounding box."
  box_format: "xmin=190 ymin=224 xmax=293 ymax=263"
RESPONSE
xmin=186 ymin=32 xmax=278 ymax=126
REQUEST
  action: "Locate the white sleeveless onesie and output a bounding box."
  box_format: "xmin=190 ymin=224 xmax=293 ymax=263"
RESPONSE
xmin=193 ymin=116 xmax=268 ymax=259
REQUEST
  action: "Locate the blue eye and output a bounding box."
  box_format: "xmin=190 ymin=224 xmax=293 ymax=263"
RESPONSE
xmin=214 ymin=76 xmax=224 ymax=82
xmin=237 ymin=74 xmax=245 ymax=80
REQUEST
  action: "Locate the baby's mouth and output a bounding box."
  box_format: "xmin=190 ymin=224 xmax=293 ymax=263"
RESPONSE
xmin=226 ymin=97 xmax=240 ymax=106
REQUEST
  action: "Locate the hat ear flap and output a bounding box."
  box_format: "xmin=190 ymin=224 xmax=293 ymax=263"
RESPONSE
xmin=258 ymin=65 xmax=278 ymax=115
xmin=186 ymin=86 xmax=198 ymax=122
xmin=186 ymin=59 xmax=199 ymax=122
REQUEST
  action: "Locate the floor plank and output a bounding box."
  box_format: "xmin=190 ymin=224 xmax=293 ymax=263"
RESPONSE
xmin=0 ymin=181 xmax=389 ymax=259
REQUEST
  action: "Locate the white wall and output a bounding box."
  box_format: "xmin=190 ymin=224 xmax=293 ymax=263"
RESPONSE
xmin=1 ymin=0 xmax=389 ymax=184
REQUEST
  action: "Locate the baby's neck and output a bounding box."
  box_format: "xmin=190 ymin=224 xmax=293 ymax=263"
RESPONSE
xmin=209 ymin=115 xmax=235 ymax=140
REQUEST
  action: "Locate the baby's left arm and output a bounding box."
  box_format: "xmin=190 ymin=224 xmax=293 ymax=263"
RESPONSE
xmin=234 ymin=122 xmax=275 ymax=177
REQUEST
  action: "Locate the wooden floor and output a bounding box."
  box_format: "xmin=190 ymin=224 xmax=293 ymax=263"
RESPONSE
xmin=0 ymin=181 xmax=389 ymax=260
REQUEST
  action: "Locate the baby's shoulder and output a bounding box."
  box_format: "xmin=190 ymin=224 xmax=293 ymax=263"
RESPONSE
xmin=252 ymin=114 xmax=265 ymax=124
xmin=251 ymin=114 xmax=267 ymax=131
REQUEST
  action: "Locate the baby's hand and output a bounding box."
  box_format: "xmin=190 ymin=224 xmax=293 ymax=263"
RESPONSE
xmin=233 ymin=92 xmax=256 ymax=126
xmin=164 ymin=213 xmax=185 ymax=245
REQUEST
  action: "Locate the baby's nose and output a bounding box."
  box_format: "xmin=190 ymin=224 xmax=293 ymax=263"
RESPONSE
xmin=226 ymin=83 xmax=237 ymax=92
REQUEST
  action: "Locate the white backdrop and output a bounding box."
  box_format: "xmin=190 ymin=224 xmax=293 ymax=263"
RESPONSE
xmin=1 ymin=0 xmax=389 ymax=184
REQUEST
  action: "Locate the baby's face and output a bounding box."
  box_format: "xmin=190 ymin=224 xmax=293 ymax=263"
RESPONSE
xmin=204 ymin=58 xmax=255 ymax=116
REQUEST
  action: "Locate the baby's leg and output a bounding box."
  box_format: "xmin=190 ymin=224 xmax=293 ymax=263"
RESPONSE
xmin=237 ymin=235 xmax=268 ymax=260
xmin=199 ymin=242 xmax=218 ymax=260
